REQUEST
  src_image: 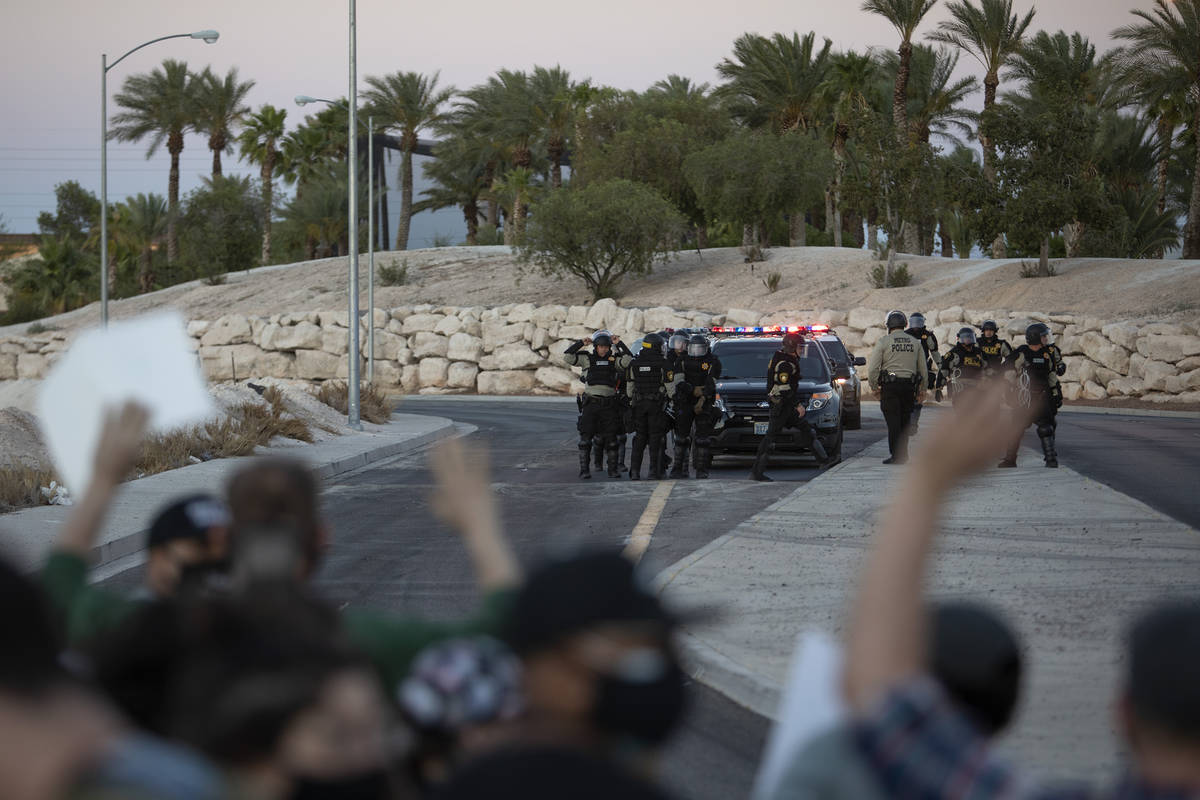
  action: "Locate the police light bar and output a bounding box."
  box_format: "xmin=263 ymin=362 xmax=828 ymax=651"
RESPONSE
xmin=708 ymin=325 xmax=808 ymax=335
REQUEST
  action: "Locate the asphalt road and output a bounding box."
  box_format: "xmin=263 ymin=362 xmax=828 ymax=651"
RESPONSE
xmin=96 ymin=397 xmax=1198 ymax=799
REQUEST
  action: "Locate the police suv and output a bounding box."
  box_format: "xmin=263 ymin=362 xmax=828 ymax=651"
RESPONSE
xmin=707 ymin=326 xmax=843 ymax=463
xmin=810 ymin=326 xmax=866 ymax=430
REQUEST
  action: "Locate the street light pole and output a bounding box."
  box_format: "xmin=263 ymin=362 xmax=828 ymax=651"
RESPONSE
xmin=367 ymin=115 xmax=375 ymax=383
xmin=99 ymin=30 xmax=218 ymax=328
xmin=346 ymin=0 xmax=362 ymax=429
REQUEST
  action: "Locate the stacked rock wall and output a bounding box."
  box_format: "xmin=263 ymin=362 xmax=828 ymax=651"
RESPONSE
xmin=3 ymin=303 xmax=1198 ymax=402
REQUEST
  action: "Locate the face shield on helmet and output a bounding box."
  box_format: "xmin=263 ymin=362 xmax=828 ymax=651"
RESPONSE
xmin=909 ymin=313 xmax=926 ymax=330
xmin=687 ymin=335 xmax=709 ymax=358
xmin=669 ymin=334 xmax=688 ymax=352
xmin=592 ymin=333 xmax=613 ymax=351
xmin=957 ymin=328 xmax=976 ymax=346
xmin=1025 ymin=323 xmax=1051 ymax=347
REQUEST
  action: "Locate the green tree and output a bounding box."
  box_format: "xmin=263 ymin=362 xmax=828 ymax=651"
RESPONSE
xmin=110 ymin=58 xmax=199 ymax=265
xmin=8 ymin=236 xmax=97 ymax=316
xmin=193 ymin=66 xmax=255 ymax=177
xmin=928 ymin=0 xmax=1036 ymax=256
xmin=418 ymin=137 xmax=488 ymax=245
xmin=36 ymin=181 xmax=101 ymax=242
xmin=238 ymin=104 xmax=288 ymax=264
xmin=281 ymin=170 xmax=350 ymax=259
xmin=818 ymin=51 xmax=878 ymax=246
xmin=530 ymin=65 xmax=578 ymax=188
xmin=716 ymin=31 xmax=834 ymax=133
xmin=519 ymin=179 xmax=682 ymax=300
xmin=363 ymin=71 xmax=454 ymax=251
xmin=178 ymin=176 xmax=262 ymax=282
xmin=114 ymin=193 xmax=168 ymax=293
xmin=491 ymin=167 xmax=538 ymax=245
xmin=684 ymin=130 xmax=833 ymax=246
xmin=1113 ymin=0 xmax=1200 ymax=258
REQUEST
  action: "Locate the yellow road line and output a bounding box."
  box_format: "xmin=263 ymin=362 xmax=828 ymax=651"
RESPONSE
xmin=624 ymin=480 xmax=675 ymax=563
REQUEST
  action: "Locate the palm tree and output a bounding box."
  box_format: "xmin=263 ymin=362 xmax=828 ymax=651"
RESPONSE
xmin=238 ymin=104 xmax=288 ymax=265
xmin=1113 ymin=0 xmax=1200 ymax=258
xmin=530 ymin=66 xmax=577 ymax=188
xmin=1006 ymin=30 xmax=1100 ymax=102
xmin=110 ymin=58 xmax=199 ymax=265
xmin=418 ymin=137 xmax=488 ymax=244
xmin=888 ymin=45 xmax=979 ymax=145
xmin=928 ymin=0 xmax=1035 ymax=257
xmin=818 ymin=51 xmax=879 ymax=245
xmin=646 ymin=75 xmax=713 ymax=104
xmin=716 ymin=31 xmax=834 ymax=133
xmin=13 ymin=236 xmax=96 ymax=315
xmin=282 ymin=170 xmax=350 ymax=259
xmin=115 ymin=193 xmax=168 ymax=293
xmin=363 ymin=71 xmax=454 ymax=251
xmin=491 ymin=168 xmax=537 ymax=245
xmin=193 ymin=66 xmax=255 ymax=178
xmin=862 ymin=0 xmax=938 ymax=253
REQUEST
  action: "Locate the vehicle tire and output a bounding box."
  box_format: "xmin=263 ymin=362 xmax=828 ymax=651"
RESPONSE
xmin=844 ymin=409 xmax=861 ymax=430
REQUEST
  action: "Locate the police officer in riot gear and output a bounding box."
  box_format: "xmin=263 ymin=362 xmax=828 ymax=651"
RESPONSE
xmin=867 ymin=311 xmax=928 ymax=465
xmin=1000 ymin=322 xmax=1064 ymax=469
xmin=627 ymin=333 xmax=674 ymax=480
xmin=977 ymin=320 xmax=1012 ymax=372
xmin=671 ymin=334 xmax=723 ymax=479
xmin=905 ymin=312 xmax=939 ymax=430
xmin=936 ymin=328 xmax=988 ymax=405
xmin=667 ymin=333 xmax=689 ymax=372
xmin=749 ymin=332 xmax=829 ymax=482
xmin=564 ymin=332 xmax=632 ymax=479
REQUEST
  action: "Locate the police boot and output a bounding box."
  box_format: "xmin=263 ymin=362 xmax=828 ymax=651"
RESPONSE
xmin=670 ymin=441 xmax=689 ymax=478
xmin=578 ymin=441 xmax=592 ymax=480
xmin=649 ymin=444 xmax=665 ymax=480
xmin=593 ymin=435 xmax=605 ymax=470
xmin=695 ymin=445 xmax=712 ymax=479
xmin=629 ymin=443 xmax=643 ymax=481
xmin=1041 ymin=435 xmax=1058 ymax=468
xmin=810 ymin=435 xmax=829 ymax=466
xmin=997 ymin=444 xmax=1018 ymax=468
xmin=606 ymin=440 xmax=621 ymax=478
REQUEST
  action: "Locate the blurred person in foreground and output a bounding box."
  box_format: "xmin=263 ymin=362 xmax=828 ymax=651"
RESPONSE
xmin=844 ymin=383 xmax=1200 ymax=798
xmin=40 ymin=405 xmax=232 ymax=643
xmin=765 ymin=602 xmax=1022 ymax=800
xmin=432 ymin=550 xmax=688 ymax=800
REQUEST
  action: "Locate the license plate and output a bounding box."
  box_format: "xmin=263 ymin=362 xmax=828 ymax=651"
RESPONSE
xmin=754 ymin=422 xmax=769 ymax=435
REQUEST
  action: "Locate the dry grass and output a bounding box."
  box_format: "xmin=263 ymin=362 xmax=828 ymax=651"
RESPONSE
xmin=0 ymin=466 xmax=57 ymax=512
xmin=137 ymin=386 xmax=313 ymax=477
xmin=314 ymin=380 xmax=393 ymax=424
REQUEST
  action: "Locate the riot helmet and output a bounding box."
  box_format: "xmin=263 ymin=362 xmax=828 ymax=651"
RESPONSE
xmin=687 ymin=334 xmax=710 ymax=358
xmin=642 ymin=333 xmax=664 ymax=352
xmin=980 ymin=320 xmax=999 ymax=337
xmin=1025 ymin=323 xmax=1052 ymax=347
xmin=781 ymin=331 xmax=804 ymax=353
xmin=957 ymin=327 xmax=977 ymax=347
xmin=886 ymin=310 xmax=908 ymax=331
xmin=669 ymin=334 xmax=688 ymax=353
xmin=592 ymin=332 xmax=613 ymax=353
xmin=909 ymin=312 xmax=927 ymax=330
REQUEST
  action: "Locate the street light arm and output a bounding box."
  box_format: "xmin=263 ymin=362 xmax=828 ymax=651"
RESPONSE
xmin=107 ymin=30 xmax=217 ymax=71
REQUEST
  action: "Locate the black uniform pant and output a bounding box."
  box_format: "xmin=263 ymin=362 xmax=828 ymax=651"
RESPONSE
xmin=630 ymin=396 xmax=668 ymax=474
xmin=578 ymin=395 xmax=619 ymax=444
xmin=751 ymin=392 xmax=819 ymax=476
xmin=675 ymin=391 xmax=716 ymax=446
xmin=1006 ymin=387 xmax=1057 ymax=457
xmin=880 ymin=380 xmax=917 ymax=460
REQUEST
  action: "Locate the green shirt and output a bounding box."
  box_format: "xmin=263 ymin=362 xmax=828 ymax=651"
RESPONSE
xmin=41 ymin=551 xmax=516 ymax=690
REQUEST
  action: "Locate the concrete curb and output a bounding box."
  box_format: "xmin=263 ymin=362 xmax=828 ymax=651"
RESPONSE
xmin=1 ymin=413 xmax=457 ymax=573
xmin=856 ymin=398 xmax=1200 ymax=420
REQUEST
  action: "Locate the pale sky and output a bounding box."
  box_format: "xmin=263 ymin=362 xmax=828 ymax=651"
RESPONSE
xmin=0 ymin=0 xmax=1160 ymax=245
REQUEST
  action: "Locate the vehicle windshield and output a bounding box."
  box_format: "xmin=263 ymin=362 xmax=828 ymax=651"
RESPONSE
xmin=713 ymin=341 xmax=830 ymax=382
xmin=818 ymin=337 xmax=850 ymax=366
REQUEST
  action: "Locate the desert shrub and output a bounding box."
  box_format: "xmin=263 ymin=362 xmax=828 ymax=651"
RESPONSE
xmin=870 ymin=262 xmax=912 ymax=288
xmin=0 ymin=467 xmax=57 ymax=513
xmin=1019 ymin=260 xmax=1057 ymax=278
xmin=315 ymin=380 xmax=393 ymax=424
xmin=378 ymin=259 xmax=408 ymax=286
xmin=762 ymin=271 xmax=782 ymax=293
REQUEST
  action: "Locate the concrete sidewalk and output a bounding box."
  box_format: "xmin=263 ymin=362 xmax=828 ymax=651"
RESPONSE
xmin=657 ymin=439 xmax=1200 ymax=782
xmin=0 ymin=413 xmax=456 ymax=573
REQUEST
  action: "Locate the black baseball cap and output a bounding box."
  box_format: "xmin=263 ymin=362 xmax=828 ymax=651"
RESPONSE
xmin=507 ymin=550 xmax=678 ymax=654
xmin=1127 ymin=599 xmax=1200 ymax=739
xmin=929 ymin=602 xmax=1022 ymax=735
xmin=146 ymin=494 xmax=231 ymax=550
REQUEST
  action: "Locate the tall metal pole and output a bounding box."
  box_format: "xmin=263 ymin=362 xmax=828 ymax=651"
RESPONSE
xmin=367 ymin=115 xmax=375 ymax=383
xmin=100 ymin=54 xmax=109 ymax=328
xmin=346 ymin=0 xmax=362 ymax=429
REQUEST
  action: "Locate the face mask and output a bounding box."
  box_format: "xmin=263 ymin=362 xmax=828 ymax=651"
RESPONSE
xmin=591 ymin=648 xmax=687 ymax=746
xmin=289 ymin=770 xmax=391 ymax=800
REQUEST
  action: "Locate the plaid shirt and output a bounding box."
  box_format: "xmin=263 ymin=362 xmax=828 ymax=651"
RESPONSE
xmin=852 ymin=677 xmax=1200 ymax=800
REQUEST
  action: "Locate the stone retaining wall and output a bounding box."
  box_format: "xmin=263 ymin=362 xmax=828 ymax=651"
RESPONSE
xmin=3 ymin=301 xmax=1199 ymax=403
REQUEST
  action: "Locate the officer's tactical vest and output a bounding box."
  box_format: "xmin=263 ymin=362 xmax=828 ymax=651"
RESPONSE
xmin=979 ymin=337 xmax=1008 ymax=366
xmin=1014 ymin=345 xmax=1053 ymax=387
xmin=585 ymin=355 xmax=618 ymax=388
xmin=683 ymin=356 xmax=714 ymax=386
xmin=631 ymin=356 xmax=668 ymax=396
xmin=952 ymin=346 xmax=987 ymax=379
xmin=769 ymin=352 xmax=798 ymax=395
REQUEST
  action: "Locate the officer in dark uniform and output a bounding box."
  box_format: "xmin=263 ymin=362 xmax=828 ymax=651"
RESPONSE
xmin=1000 ymin=322 xmax=1065 ymax=469
xmin=867 ymin=311 xmax=928 ymax=465
xmin=627 ymin=333 xmax=674 ymax=480
xmin=564 ymin=332 xmax=632 ymax=479
xmin=749 ymin=332 xmax=829 ymax=482
xmin=904 ymin=312 xmax=939 ymax=430
xmin=977 ymin=320 xmax=1012 ymax=373
xmin=936 ymin=328 xmax=988 ymax=405
xmin=671 ymin=334 xmax=723 ymax=479
xmin=667 ymin=333 xmax=688 ymax=372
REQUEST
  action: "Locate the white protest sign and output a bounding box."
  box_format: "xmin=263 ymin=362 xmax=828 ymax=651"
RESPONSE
xmin=750 ymin=631 xmax=848 ymax=800
xmin=36 ymin=312 xmax=214 ymax=497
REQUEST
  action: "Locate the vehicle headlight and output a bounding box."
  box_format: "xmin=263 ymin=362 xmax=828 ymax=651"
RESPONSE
xmin=808 ymin=391 xmax=834 ymax=410
xmin=835 ymin=377 xmax=848 ymax=385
